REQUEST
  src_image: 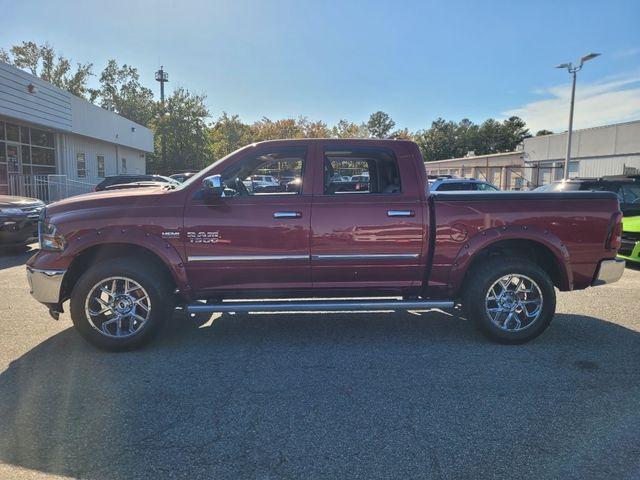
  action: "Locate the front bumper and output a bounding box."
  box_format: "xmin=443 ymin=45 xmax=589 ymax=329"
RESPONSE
xmin=26 ymin=266 xmax=66 ymax=304
xmin=0 ymin=219 xmax=37 ymax=245
xmin=592 ymin=259 xmax=626 ymax=286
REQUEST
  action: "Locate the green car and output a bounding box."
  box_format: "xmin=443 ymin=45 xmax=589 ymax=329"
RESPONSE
xmin=619 ymin=216 xmax=640 ymax=264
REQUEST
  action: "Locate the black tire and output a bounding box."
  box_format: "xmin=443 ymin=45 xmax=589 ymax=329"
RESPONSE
xmin=70 ymin=257 xmax=174 ymax=351
xmin=462 ymin=256 xmax=556 ymax=344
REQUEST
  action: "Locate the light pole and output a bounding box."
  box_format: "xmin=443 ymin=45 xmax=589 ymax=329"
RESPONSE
xmin=555 ymin=53 xmax=600 ymax=180
xmin=155 ymin=66 xmax=169 ymax=171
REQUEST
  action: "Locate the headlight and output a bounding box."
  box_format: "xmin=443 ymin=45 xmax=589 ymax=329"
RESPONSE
xmin=39 ymin=220 xmax=67 ymax=251
xmin=0 ymin=208 xmax=23 ymax=215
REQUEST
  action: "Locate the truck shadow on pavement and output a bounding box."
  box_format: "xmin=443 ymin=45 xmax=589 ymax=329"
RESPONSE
xmin=1 ymin=311 xmax=639 ymax=479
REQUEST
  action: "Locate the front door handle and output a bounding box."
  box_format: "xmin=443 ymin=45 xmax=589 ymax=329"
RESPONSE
xmin=387 ymin=210 xmax=415 ymax=217
xmin=273 ymin=211 xmax=302 ymax=219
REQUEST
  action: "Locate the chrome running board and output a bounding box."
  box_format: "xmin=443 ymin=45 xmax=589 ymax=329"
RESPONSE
xmin=186 ymin=299 xmax=454 ymax=314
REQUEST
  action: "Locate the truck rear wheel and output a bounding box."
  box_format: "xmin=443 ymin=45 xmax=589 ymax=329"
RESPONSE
xmin=70 ymin=258 xmax=173 ymax=351
xmin=462 ymin=257 xmax=556 ymax=344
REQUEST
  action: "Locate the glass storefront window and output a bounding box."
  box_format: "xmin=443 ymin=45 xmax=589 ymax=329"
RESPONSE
xmin=32 ymin=165 xmax=56 ymax=175
xmin=31 ymin=147 xmax=55 ymax=165
xmin=0 ymin=122 xmax=56 ymax=195
xmin=20 ymin=126 xmax=30 ymax=144
xmin=21 ymin=145 xmax=31 ymax=164
xmin=6 ymin=123 xmax=19 ymax=142
xmin=31 ymin=129 xmax=54 ymax=148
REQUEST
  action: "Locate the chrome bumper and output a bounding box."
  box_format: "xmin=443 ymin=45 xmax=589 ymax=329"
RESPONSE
xmin=26 ymin=266 xmax=66 ymax=304
xmin=592 ymin=259 xmax=625 ymax=286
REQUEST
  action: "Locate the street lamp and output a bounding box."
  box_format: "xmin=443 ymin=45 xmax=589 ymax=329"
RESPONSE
xmin=555 ymin=53 xmax=600 ymax=180
xmin=155 ymin=66 xmax=169 ymax=171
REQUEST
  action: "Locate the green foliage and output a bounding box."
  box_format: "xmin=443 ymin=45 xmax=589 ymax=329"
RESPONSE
xmin=536 ymin=129 xmax=554 ymax=136
xmin=298 ymin=117 xmax=331 ymax=138
xmin=4 ymin=41 xmax=93 ymax=98
xmin=331 ymin=119 xmax=368 ymax=138
xmin=209 ymin=113 xmax=253 ymax=159
xmin=416 ymin=116 xmax=531 ymax=161
xmin=90 ymin=60 xmax=155 ymax=126
xmin=149 ymin=88 xmax=212 ymax=174
xmin=366 ymin=111 xmax=396 ymax=138
xmin=250 ymin=117 xmax=305 ymax=141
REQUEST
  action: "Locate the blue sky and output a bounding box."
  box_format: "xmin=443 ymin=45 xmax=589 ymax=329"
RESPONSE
xmin=3 ymin=0 xmax=640 ymax=133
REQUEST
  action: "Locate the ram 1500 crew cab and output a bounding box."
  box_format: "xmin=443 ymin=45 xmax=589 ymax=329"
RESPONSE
xmin=26 ymin=139 xmax=625 ymax=350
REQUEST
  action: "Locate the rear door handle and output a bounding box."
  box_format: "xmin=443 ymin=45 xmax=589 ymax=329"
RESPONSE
xmin=387 ymin=210 xmax=415 ymax=217
xmin=273 ymin=211 xmax=302 ymax=219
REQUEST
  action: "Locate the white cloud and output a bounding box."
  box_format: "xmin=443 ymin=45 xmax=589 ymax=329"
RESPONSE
xmin=504 ymin=73 xmax=640 ymax=133
xmin=614 ymin=47 xmax=640 ymax=59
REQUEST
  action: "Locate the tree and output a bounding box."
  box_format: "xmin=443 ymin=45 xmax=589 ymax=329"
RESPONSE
xmin=250 ymin=117 xmax=305 ymax=141
xmin=209 ymin=113 xmax=253 ymax=159
xmin=150 ymin=87 xmax=212 ymax=174
xmin=389 ymin=128 xmax=413 ymax=140
xmin=90 ymin=60 xmax=155 ymax=126
xmin=3 ymin=41 xmax=93 ymax=98
xmin=499 ymin=116 xmax=531 ymax=150
xmin=416 ymin=116 xmax=532 ymax=161
xmin=415 ymin=118 xmax=459 ymax=161
xmin=298 ymin=117 xmax=331 ymax=138
xmin=536 ymin=129 xmax=554 ymax=136
xmin=366 ymin=111 xmax=396 ymax=138
xmin=331 ymin=119 xmax=368 ymax=138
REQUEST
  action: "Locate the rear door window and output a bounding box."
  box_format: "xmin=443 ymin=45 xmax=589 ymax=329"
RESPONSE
xmin=323 ymin=147 xmax=400 ymax=194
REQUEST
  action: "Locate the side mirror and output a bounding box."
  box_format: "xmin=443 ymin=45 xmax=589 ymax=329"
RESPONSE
xmin=202 ymin=175 xmax=223 ymax=197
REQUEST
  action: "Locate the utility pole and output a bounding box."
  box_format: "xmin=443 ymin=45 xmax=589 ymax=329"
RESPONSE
xmin=555 ymin=53 xmax=600 ymax=180
xmin=155 ymin=66 xmax=169 ymax=172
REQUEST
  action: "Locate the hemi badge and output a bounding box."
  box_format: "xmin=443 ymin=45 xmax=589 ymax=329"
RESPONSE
xmin=161 ymin=231 xmax=181 ymax=239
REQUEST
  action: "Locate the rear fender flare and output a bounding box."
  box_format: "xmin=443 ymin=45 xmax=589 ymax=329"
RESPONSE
xmin=448 ymin=225 xmax=572 ymax=295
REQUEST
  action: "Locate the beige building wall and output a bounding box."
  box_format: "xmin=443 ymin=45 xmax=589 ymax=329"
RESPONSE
xmin=425 ymin=151 xmax=527 ymax=190
xmin=523 ymin=120 xmax=640 ymax=185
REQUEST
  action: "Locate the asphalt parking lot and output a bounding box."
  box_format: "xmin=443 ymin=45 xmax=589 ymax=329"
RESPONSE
xmin=1 ymin=247 xmax=639 ymax=480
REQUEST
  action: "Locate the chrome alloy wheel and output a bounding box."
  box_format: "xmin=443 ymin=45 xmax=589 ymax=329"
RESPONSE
xmin=84 ymin=276 xmax=151 ymax=338
xmin=485 ymin=274 xmax=543 ymax=332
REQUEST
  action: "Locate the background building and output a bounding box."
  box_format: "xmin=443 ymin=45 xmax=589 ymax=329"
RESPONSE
xmin=0 ymin=60 xmax=153 ymax=200
xmin=426 ymin=120 xmax=640 ymax=190
xmin=425 ymin=151 xmax=528 ymax=190
xmin=523 ymin=120 xmax=640 ymax=186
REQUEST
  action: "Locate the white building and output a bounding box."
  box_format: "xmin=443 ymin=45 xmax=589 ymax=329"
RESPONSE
xmin=523 ymin=120 xmax=640 ymax=186
xmin=425 ymin=151 xmax=527 ymax=190
xmin=0 ymin=60 xmax=153 ymax=200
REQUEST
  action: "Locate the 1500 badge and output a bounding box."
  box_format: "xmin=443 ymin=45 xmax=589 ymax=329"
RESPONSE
xmin=187 ymin=231 xmax=220 ymax=244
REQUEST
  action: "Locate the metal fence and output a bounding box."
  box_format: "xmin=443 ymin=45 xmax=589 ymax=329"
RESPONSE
xmin=8 ymin=174 xmax=96 ymax=203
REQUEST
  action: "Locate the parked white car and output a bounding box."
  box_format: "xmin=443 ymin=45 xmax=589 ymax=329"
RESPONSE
xmin=249 ymin=175 xmax=281 ymax=192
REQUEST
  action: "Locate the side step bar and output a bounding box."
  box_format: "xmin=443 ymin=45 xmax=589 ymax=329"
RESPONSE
xmin=186 ymin=299 xmax=454 ymax=314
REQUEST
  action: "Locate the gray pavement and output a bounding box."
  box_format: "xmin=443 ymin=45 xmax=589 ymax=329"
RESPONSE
xmin=1 ymin=246 xmax=639 ymax=479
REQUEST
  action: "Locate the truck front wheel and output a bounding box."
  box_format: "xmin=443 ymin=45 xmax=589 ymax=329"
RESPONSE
xmin=462 ymin=257 xmax=556 ymax=344
xmin=70 ymin=258 xmax=173 ymax=351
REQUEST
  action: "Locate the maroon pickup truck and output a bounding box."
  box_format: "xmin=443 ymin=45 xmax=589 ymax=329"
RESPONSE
xmin=26 ymin=139 xmax=625 ymax=350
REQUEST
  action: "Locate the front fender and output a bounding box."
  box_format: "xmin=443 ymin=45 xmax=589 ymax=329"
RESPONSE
xmin=30 ymin=226 xmax=191 ymax=301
